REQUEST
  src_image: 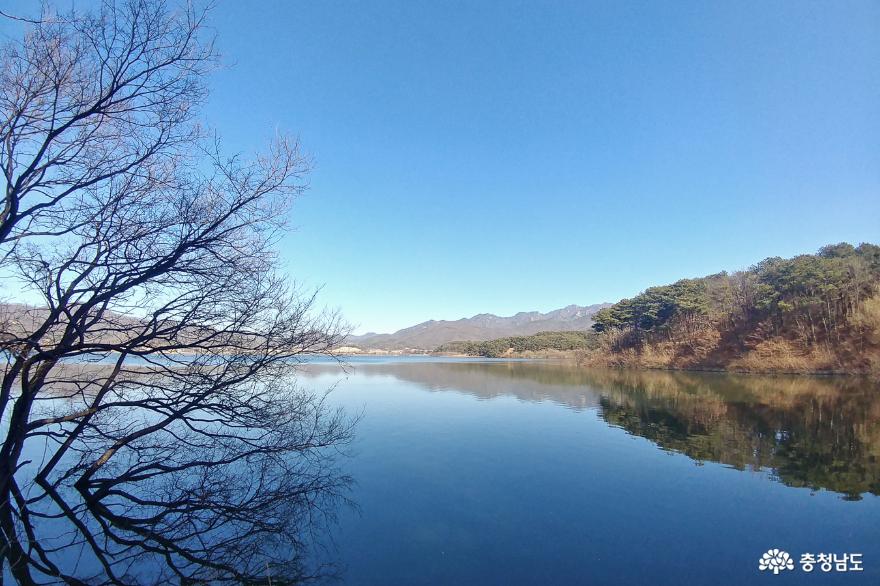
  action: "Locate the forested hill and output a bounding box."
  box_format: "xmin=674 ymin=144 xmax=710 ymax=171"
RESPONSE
xmin=589 ymin=243 xmax=880 ymax=373
xmin=436 ymin=331 xmax=598 ymax=358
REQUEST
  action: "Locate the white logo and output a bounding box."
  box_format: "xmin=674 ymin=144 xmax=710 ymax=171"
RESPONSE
xmin=759 ymin=549 xmax=795 ymax=574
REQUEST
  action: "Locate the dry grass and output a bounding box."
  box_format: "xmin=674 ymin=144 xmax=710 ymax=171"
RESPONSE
xmin=585 ymin=295 xmax=880 ymax=375
xmin=726 ymin=338 xmax=836 ymax=373
xmin=853 ymin=295 xmax=880 ymax=346
xmin=587 ymin=334 xmax=880 ymax=375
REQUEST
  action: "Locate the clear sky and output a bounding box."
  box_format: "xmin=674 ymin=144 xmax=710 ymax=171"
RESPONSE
xmin=4 ymin=1 xmax=880 ymax=334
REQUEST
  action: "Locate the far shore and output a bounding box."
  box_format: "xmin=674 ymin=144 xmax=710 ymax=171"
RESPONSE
xmin=333 ymin=348 xmax=877 ymax=376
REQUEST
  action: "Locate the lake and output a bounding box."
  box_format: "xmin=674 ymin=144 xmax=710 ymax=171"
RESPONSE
xmin=298 ymin=357 xmax=880 ymax=585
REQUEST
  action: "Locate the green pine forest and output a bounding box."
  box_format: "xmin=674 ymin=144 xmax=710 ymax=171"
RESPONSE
xmin=436 ymin=331 xmax=599 ymax=358
xmin=439 ymin=243 xmax=880 ymax=373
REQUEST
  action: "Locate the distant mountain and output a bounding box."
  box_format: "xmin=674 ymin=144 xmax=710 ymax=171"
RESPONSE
xmin=346 ymin=304 xmax=611 ymax=350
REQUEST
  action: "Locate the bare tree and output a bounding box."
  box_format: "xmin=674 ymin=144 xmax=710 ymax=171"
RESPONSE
xmin=0 ymin=1 xmax=352 ymax=583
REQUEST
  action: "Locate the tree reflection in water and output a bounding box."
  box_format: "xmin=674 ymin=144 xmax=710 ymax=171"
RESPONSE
xmin=7 ymin=364 xmax=353 ymax=585
xmin=590 ymin=370 xmax=880 ymax=500
xmin=309 ymin=361 xmax=880 ymax=500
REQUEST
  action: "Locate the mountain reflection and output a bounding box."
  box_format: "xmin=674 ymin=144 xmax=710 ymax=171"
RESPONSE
xmin=306 ymin=361 xmax=880 ymax=500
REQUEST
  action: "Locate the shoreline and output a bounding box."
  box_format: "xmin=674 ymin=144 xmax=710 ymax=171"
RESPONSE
xmin=336 ymin=350 xmax=876 ymax=376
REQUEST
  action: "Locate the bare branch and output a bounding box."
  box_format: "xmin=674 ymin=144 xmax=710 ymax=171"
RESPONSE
xmin=0 ymin=2 xmax=352 ymax=583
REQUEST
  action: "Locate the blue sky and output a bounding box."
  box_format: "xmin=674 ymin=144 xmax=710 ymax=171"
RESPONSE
xmin=4 ymin=1 xmax=880 ymax=333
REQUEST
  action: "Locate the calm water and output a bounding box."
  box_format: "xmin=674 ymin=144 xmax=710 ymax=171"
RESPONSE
xmin=299 ymin=358 xmax=880 ymax=585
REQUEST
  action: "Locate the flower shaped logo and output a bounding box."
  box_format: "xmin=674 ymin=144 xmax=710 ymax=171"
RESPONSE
xmin=758 ymin=549 xmax=794 ymax=574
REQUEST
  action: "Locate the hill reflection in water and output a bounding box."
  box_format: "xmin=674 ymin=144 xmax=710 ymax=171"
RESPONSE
xmin=302 ymin=360 xmax=880 ymax=500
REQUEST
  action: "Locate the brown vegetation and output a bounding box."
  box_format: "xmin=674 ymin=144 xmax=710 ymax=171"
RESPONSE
xmin=588 ymin=244 xmax=880 ymax=374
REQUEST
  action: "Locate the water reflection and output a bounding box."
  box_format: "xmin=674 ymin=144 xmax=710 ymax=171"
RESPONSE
xmin=306 ymin=361 xmax=880 ymax=500
xmin=7 ymin=364 xmax=352 ymax=585
xmin=588 ymin=370 xmax=880 ymax=500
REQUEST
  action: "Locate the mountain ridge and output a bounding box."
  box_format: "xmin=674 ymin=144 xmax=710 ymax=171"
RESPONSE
xmin=345 ymin=303 xmax=611 ymax=350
